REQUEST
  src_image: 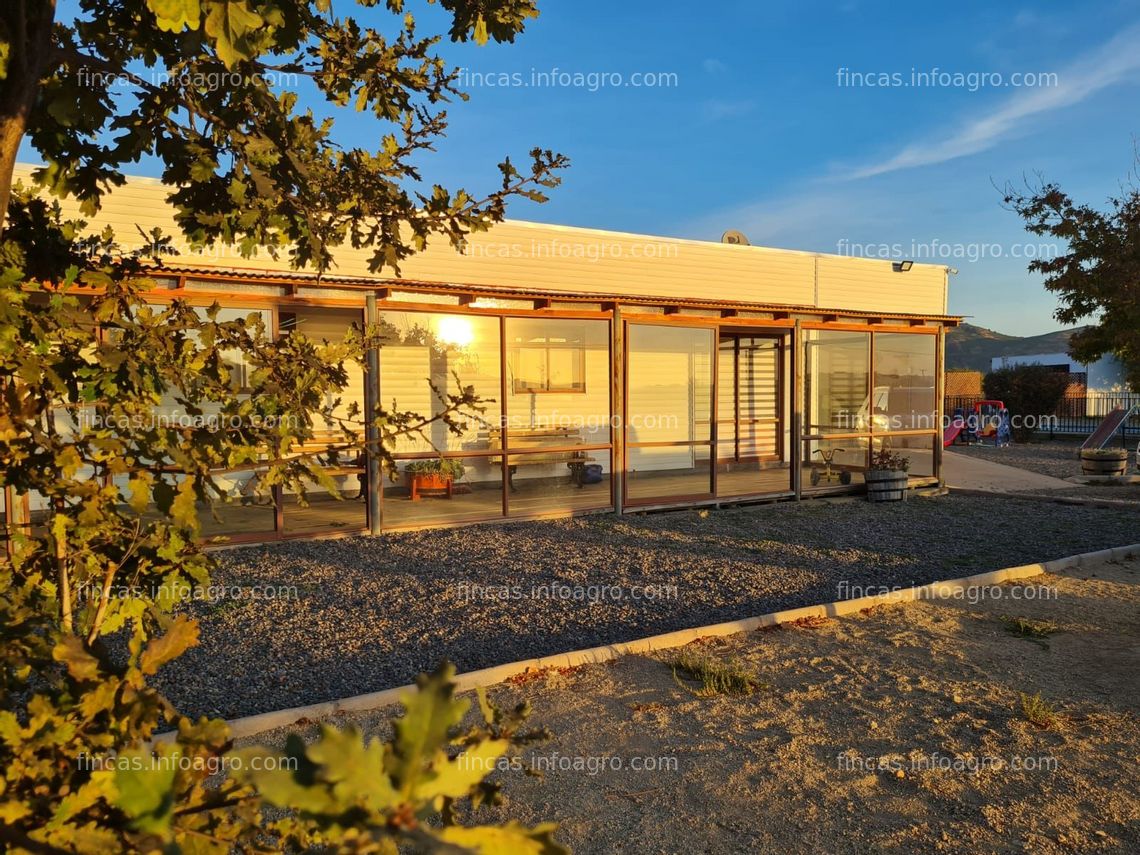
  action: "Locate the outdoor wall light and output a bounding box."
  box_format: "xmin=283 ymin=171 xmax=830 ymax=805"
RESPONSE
xmin=892 ymin=260 xmax=915 ymax=272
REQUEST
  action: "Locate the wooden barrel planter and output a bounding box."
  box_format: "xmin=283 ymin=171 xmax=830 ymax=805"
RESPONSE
xmin=865 ymin=469 xmax=908 ymax=502
xmin=1080 ymin=448 xmax=1128 ymax=477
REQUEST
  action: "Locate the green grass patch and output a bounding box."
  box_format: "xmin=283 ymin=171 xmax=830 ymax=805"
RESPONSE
xmin=670 ymin=650 xmax=761 ymax=697
xmin=1003 ymin=616 xmax=1059 ymax=640
xmin=1020 ymin=692 xmax=1062 ymax=730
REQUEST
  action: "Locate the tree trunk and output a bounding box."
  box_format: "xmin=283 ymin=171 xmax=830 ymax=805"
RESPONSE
xmin=0 ymin=112 xmax=30 ymax=233
xmin=0 ymin=0 xmax=58 ymax=236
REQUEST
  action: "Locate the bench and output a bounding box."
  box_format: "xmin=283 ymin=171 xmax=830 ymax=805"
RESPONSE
xmin=486 ymin=426 xmax=595 ymax=491
xmin=228 ymin=428 xmax=366 ymax=502
xmin=291 ymin=429 xmax=366 ymax=497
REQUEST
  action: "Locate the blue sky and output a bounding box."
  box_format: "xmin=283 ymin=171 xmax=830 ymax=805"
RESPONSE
xmin=32 ymin=1 xmax=1140 ymax=335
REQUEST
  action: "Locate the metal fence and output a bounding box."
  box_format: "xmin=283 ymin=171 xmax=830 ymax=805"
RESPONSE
xmin=944 ymin=394 xmax=1140 ymax=443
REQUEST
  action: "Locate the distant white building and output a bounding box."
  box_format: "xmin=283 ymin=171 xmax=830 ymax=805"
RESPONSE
xmin=990 ymin=352 xmax=1129 ymax=392
xmin=991 ymin=352 xmax=1133 ymax=415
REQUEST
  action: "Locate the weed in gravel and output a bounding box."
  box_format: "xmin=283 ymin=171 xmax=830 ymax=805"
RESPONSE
xmin=207 ymin=599 xmax=250 ymax=616
xmin=1020 ymin=692 xmax=1063 ymax=730
xmin=670 ymin=651 xmax=761 ymax=697
xmin=506 ymin=665 xmax=584 ymax=686
xmin=789 ymin=615 xmax=833 ymax=630
xmin=1004 ymin=616 xmax=1060 ymax=641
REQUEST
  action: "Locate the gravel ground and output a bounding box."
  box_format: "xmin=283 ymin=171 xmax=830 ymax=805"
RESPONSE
xmin=246 ymin=555 xmax=1140 ymax=854
xmin=155 ymin=494 xmax=1140 ymax=720
xmin=1037 ymin=486 xmax=1140 ymax=503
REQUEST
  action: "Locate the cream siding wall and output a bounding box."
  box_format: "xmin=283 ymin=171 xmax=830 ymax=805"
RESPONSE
xmin=14 ymin=164 xmax=949 ymax=316
xmin=814 ymin=256 xmax=947 ymax=315
xmin=289 ymin=308 xmax=366 ymax=427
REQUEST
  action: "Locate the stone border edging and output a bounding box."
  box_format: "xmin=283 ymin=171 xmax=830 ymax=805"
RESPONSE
xmin=220 ymin=542 xmax=1140 ymax=740
xmin=948 ymin=486 xmax=1140 ymax=509
xmin=1064 ymin=474 xmax=1140 ymax=486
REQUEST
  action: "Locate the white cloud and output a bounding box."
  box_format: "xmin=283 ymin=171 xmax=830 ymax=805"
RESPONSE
xmin=702 ymin=58 xmax=728 ymax=74
xmin=702 ymin=99 xmax=756 ymax=122
xmin=843 ymin=22 xmax=1140 ymax=180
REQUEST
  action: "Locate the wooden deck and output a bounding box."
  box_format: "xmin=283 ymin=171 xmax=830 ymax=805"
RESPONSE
xmin=12 ymin=458 xmax=912 ymax=543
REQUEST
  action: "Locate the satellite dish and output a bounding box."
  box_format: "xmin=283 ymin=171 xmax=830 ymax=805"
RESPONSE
xmin=721 ymin=229 xmax=750 ymax=246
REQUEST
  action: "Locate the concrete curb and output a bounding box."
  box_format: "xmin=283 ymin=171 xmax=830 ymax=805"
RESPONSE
xmin=1064 ymin=474 xmax=1140 ymax=486
xmin=220 ymin=542 xmax=1140 ymax=740
xmin=948 ymin=486 xmax=1140 ymax=510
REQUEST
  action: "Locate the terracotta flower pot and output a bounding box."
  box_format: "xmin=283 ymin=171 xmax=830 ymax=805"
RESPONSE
xmin=406 ymin=472 xmax=454 ymax=501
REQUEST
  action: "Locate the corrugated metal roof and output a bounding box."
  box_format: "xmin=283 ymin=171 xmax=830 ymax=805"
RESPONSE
xmin=154 ymin=262 xmax=962 ymax=323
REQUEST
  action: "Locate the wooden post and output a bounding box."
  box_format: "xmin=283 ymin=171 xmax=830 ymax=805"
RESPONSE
xmin=612 ymin=306 xmax=624 ymax=514
xmin=792 ymin=320 xmax=804 ymax=500
xmin=935 ymin=325 xmax=946 ymax=488
xmin=500 ymin=316 xmax=510 ymax=518
xmin=365 ymin=293 xmax=382 ymax=534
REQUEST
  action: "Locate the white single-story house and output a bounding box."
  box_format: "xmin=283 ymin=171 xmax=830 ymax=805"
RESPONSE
xmin=8 ymin=165 xmax=961 ymax=542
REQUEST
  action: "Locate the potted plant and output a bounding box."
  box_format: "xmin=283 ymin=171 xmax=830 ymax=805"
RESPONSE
xmin=865 ymin=447 xmax=910 ymax=502
xmin=1079 ymin=447 xmax=1129 ymax=477
xmin=404 ymin=458 xmax=465 ymax=501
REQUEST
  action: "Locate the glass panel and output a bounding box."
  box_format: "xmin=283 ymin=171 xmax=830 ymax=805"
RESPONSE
xmin=281 ymin=472 xmax=367 ymax=535
xmin=198 ymin=469 xmax=277 ymax=538
xmin=283 ymin=306 xmax=366 ymax=432
xmin=140 ymin=305 xmax=273 ymax=431
xmin=507 ymin=449 xmax=612 ymax=517
xmin=804 ymin=330 xmax=870 ymax=435
xmin=379 ymin=312 xmax=501 ymax=454
xmin=802 ymin=437 xmax=868 ymax=491
xmin=716 ymin=460 xmax=792 ymax=496
xmin=627 ymin=324 xmax=714 ymax=445
xmin=874 ymin=333 xmax=937 ymax=433
xmin=626 ymin=445 xmax=712 ymax=501
xmin=875 ymin=434 xmax=936 ymax=479
xmin=381 ymin=456 xmax=504 ymax=529
xmin=716 ymin=335 xmax=788 ymax=496
xmin=505 ymin=318 xmax=611 ymax=444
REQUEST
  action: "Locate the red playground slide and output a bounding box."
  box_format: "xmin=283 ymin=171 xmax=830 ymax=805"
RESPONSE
xmin=943 ymin=421 xmax=964 ymax=447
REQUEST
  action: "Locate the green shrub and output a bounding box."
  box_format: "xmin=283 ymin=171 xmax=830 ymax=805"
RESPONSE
xmin=869 ymin=447 xmax=911 ymax=471
xmin=405 ymin=458 xmax=468 ymax=480
xmin=983 ymin=365 xmax=1071 ymax=441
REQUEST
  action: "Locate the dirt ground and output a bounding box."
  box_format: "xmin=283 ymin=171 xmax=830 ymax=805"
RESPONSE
xmin=253 ymin=555 xmax=1140 ymax=854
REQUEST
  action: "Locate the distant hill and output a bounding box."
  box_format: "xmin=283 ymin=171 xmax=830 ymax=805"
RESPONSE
xmin=946 ymin=323 xmax=1085 ymax=373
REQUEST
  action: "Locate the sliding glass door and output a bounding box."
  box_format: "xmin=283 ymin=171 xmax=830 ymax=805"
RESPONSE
xmin=624 ymin=324 xmax=714 ymax=503
xmin=715 ymin=333 xmax=791 ymax=497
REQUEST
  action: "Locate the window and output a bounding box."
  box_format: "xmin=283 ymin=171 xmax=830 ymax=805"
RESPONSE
xmin=510 ymin=339 xmax=586 ymax=393
xmin=804 ymin=329 xmax=871 ymax=435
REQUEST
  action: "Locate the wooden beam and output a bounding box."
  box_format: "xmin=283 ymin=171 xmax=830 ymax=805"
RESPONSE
xmin=375 ymin=287 xmax=391 ymax=300
xmin=533 ymin=298 xmax=552 ymax=310
xmin=720 ymin=308 xmax=738 ymax=318
xmin=773 ymin=310 xmax=790 ymax=321
xmin=909 ymin=319 xmax=926 ymax=327
xmin=457 ymin=294 xmax=476 ymax=306
xmin=663 ymin=306 xmax=681 ymax=315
